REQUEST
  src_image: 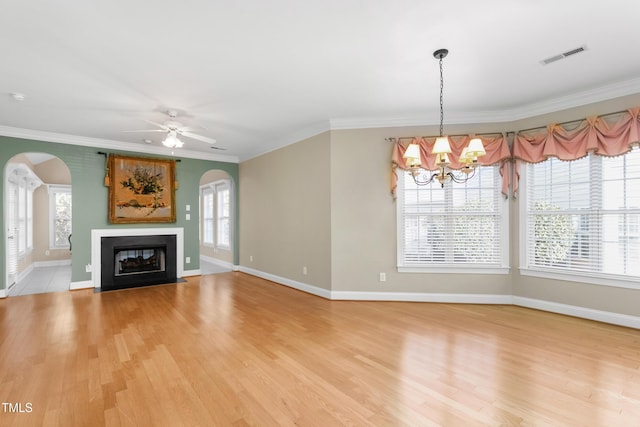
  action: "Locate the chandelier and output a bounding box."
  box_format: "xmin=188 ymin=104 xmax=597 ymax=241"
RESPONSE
xmin=403 ymin=49 xmax=486 ymax=187
xmin=162 ymin=131 xmax=184 ymax=149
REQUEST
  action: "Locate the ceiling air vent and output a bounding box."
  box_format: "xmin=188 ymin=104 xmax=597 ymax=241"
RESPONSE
xmin=541 ymin=45 xmax=587 ymax=65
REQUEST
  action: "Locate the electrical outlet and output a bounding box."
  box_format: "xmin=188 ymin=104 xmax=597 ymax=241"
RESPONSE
xmin=85 ymin=264 xmax=92 ymax=273
xmin=303 ymin=266 xmax=308 ymax=275
xmin=186 ymin=204 xmax=191 ymax=211
xmin=379 ymin=272 xmax=386 ymax=282
xmin=186 ymin=213 xmax=191 ymax=221
xmin=250 ymin=255 xmax=253 ymax=262
xmin=186 ymin=257 xmax=191 ymax=264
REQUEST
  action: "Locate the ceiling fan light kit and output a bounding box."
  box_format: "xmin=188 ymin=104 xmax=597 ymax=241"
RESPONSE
xmin=162 ymin=131 xmax=184 ymax=149
xmin=125 ymin=110 xmax=217 ymax=150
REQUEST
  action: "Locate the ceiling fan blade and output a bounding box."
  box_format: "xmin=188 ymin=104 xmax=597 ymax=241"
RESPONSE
xmin=143 ymin=119 xmax=170 ymax=130
xmin=180 ymin=132 xmax=217 ymax=145
xmin=210 ymin=146 xmax=226 ymax=150
xmin=177 ymin=126 xmax=204 ymax=132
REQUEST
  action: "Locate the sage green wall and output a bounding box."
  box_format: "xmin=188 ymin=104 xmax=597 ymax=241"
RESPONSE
xmin=0 ymin=136 xmax=238 ymax=290
xmin=239 ymin=132 xmax=332 ymax=290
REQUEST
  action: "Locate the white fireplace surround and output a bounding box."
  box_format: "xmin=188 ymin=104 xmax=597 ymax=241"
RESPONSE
xmin=91 ymin=228 xmax=184 ymax=288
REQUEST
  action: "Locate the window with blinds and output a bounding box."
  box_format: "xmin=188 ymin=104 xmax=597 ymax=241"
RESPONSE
xmin=200 ymin=180 xmax=231 ymax=249
xmin=201 ymin=187 xmax=215 ymax=246
xmin=522 ymin=147 xmax=640 ymax=283
xmin=49 ymin=185 xmax=72 ymax=249
xmin=397 ymin=165 xmax=509 ymax=272
xmin=216 ymin=184 xmax=230 ymax=248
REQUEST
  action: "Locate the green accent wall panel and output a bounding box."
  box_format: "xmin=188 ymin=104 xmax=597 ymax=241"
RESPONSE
xmin=0 ymin=136 xmax=238 ymax=290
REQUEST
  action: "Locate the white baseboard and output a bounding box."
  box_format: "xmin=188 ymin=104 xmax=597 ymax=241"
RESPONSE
xmin=331 ymin=291 xmax=513 ymax=304
xmin=239 ymin=267 xmax=512 ymax=304
xmin=15 ymin=260 xmax=71 ymax=285
xmin=513 ymin=296 xmax=640 ymax=329
xmin=182 ymin=269 xmax=200 ymax=277
xmin=200 ymin=255 xmax=236 ymax=271
xmin=16 ymin=264 xmax=34 ymax=283
xmin=238 ymin=267 xmax=640 ymax=329
xmin=70 ymin=280 xmax=93 ymax=290
xmin=34 ymin=259 xmax=72 ymax=268
xmin=239 ymin=266 xmax=332 ymax=299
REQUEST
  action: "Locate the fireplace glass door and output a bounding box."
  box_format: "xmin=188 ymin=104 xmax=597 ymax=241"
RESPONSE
xmin=115 ymin=247 xmax=165 ymax=276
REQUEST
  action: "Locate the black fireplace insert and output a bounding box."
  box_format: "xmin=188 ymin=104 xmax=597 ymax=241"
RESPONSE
xmin=101 ymin=234 xmax=177 ymax=291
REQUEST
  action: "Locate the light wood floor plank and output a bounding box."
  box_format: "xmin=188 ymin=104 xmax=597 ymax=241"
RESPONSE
xmin=1 ymin=272 xmax=639 ymax=426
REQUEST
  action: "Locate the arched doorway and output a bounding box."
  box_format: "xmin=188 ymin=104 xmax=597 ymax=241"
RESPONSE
xmin=5 ymin=153 xmax=72 ymax=296
xmin=199 ymin=169 xmax=235 ymax=275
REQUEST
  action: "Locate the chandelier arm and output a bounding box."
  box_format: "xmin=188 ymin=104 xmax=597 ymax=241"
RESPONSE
xmin=410 ymin=169 xmax=439 ymax=186
xmin=402 ymin=48 xmax=484 ymax=189
xmin=448 ymin=167 xmax=478 ymax=184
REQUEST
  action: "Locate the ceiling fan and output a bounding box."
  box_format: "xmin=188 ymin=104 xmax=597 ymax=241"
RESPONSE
xmin=125 ymin=110 xmax=224 ymax=150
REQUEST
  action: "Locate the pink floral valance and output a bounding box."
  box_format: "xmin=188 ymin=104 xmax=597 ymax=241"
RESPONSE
xmin=391 ymin=134 xmax=511 ymax=197
xmin=391 ymin=108 xmax=640 ymax=198
xmin=512 ymin=108 xmax=640 ymax=194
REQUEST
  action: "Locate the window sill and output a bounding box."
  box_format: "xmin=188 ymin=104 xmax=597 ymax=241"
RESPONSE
xmin=519 ymin=268 xmax=640 ymax=290
xmin=398 ymin=266 xmax=510 ymax=275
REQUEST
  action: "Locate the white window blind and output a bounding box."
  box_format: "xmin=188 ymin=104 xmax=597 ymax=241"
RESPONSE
xmin=201 ymin=180 xmax=231 ymax=249
xmin=202 ymin=187 xmax=214 ymax=245
xmin=18 ymin=180 xmax=26 ymax=254
xmin=397 ymin=165 xmax=508 ymax=271
xmin=7 ymin=181 xmax=18 ymax=285
xmin=26 ymin=188 xmax=33 ymax=250
xmin=523 ymin=147 xmax=640 ymax=281
xmin=216 ymin=185 xmax=230 ymax=248
xmin=7 ymin=164 xmax=42 ymax=257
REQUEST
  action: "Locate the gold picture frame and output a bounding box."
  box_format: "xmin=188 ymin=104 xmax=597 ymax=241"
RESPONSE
xmin=108 ymin=155 xmax=176 ymax=223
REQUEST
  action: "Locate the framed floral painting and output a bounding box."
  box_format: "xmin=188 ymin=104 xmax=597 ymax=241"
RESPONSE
xmin=108 ymin=155 xmax=176 ymax=223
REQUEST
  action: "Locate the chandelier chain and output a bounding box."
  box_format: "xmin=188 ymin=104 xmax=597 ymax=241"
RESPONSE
xmin=401 ymin=48 xmax=486 ymax=187
xmin=439 ymin=55 xmax=444 ymax=137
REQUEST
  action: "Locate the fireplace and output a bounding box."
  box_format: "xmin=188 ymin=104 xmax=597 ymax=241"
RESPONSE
xmin=91 ymin=227 xmax=184 ymax=291
xmin=98 ymin=233 xmax=180 ymax=291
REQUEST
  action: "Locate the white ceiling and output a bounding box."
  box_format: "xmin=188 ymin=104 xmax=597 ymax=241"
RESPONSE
xmin=2 ymin=1 xmax=640 ymax=162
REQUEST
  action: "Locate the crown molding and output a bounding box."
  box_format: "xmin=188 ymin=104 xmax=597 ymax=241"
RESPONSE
xmin=240 ymin=121 xmax=331 ymax=162
xmin=329 ymin=76 xmax=640 ymax=130
xmin=506 ymin=76 xmax=640 ymax=121
xmin=3 ymin=77 xmax=640 ymax=163
xmin=329 ymin=109 xmax=516 ymax=130
xmin=0 ymin=126 xmax=239 ymax=163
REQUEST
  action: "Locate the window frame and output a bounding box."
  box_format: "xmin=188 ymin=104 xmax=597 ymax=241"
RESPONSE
xmin=6 ymin=163 xmax=41 ymax=255
xmin=201 ymin=186 xmax=215 ymax=247
xmin=17 ymin=179 xmax=26 ymax=254
xmin=48 ymin=184 xmax=72 ymax=250
xmin=215 ymin=183 xmax=231 ymax=249
xmin=519 ymin=151 xmax=640 ymax=290
xmin=200 ymin=179 xmax=232 ymax=251
xmin=396 ymin=165 xmax=510 ymax=274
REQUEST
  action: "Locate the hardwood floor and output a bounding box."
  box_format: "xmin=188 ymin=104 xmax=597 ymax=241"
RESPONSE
xmin=1 ymin=272 xmax=639 ymax=426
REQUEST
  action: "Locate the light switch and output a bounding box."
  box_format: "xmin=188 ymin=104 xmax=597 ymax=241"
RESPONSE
xmin=186 ymin=213 xmax=191 ymax=221
xmin=186 ymin=205 xmax=191 ymax=211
